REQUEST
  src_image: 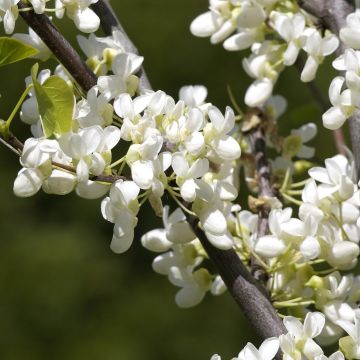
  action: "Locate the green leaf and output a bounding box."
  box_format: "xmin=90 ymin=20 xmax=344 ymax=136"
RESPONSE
xmin=0 ymin=37 xmax=39 ymax=67
xmin=31 ymin=64 xmax=75 ymax=138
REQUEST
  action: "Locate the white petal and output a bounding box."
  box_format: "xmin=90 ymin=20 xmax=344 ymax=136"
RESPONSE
xmin=254 ymin=235 xmax=286 ymax=258
xmin=131 ymin=160 xmax=154 ymax=189
xmin=223 ymin=32 xmax=255 ymax=51
xmin=76 ymin=180 xmax=110 ymax=199
xmin=245 ymin=79 xmax=273 ymax=107
xmin=304 ymin=312 xmax=325 ymax=338
xmin=283 ymin=316 xmax=303 ymax=338
xmin=211 ymin=135 xmax=241 ymax=160
xmin=301 ymin=56 xmax=319 ymax=82
xmin=42 ymin=169 xmax=76 ymax=195
xmin=259 ymin=337 xmax=280 ymax=360
xmin=141 ymin=229 xmax=173 ymax=252
xmin=322 ymin=107 xmax=348 ymax=130
xmin=201 ymin=208 xmax=227 ymax=236
xmin=73 ymin=8 xmax=100 ymax=33
xmin=13 ymin=168 xmax=43 ymax=197
xmin=300 ymin=236 xmax=321 ymax=260
xmin=205 ymin=231 xmax=233 ymax=250
xmin=172 ymin=152 xmax=189 ymax=177
xmin=208 ymin=106 xmax=225 ymax=133
xmin=175 ymin=285 xmax=205 ymax=308
xmin=180 ymin=179 xmax=197 ymax=202
xmin=190 ymin=11 xmax=220 ymax=37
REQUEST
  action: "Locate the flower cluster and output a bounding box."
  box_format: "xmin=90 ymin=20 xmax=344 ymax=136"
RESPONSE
xmin=5 ymin=1 xmax=360 ymax=359
xmin=0 ymin=0 xmax=100 ymax=34
xmin=212 ymin=312 xmax=349 ymax=360
xmin=322 ymin=10 xmax=360 ymax=130
xmin=190 ymin=0 xmax=339 ymax=107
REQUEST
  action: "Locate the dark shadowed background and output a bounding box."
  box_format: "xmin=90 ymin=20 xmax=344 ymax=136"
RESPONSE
xmin=0 ymin=1 xmax=344 ymax=359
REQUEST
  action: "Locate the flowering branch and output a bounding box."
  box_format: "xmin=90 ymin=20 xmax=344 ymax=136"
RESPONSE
xmin=17 ymin=1 xmax=97 ymax=92
xmin=188 ymin=215 xmax=286 ymax=351
xmin=8 ymin=2 xmax=287 ymax=342
xmin=298 ymin=0 xmax=360 ymax=176
xmin=91 ymin=0 xmax=151 ymax=91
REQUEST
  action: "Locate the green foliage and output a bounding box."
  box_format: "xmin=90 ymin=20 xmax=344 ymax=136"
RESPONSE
xmin=0 ymin=37 xmax=38 ymax=67
xmin=31 ymin=63 xmax=74 ymax=138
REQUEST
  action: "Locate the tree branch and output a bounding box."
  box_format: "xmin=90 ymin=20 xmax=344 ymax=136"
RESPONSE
xmin=187 ymin=215 xmax=286 ymax=347
xmin=249 ymin=124 xmax=274 ymax=281
xmin=8 ymin=0 xmax=287 ymax=346
xmin=18 ymin=1 xmax=97 ymax=93
xmin=91 ymin=0 xmax=152 ymax=92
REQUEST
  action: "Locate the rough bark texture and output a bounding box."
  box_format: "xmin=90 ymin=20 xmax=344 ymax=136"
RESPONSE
xmin=188 ymin=215 xmax=286 ymax=343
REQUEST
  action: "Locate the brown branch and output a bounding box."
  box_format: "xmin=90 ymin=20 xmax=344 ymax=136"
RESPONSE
xmin=248 ymin=119 xmax=274 ymax=282
xmin=298 ymin=0 xmax=360 ymax=177
xmin=91 ymin=0 xmax=152 ymax=92
xmin=1 ymin=0 xmax=288 ymax=346
xmin=90 ymin=1 xmax=286 ymax=340
xmin=188 ymin=215 xmax=286 ymax=348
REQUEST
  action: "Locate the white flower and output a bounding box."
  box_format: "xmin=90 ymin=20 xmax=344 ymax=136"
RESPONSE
xmin=283 ymin=123 xmax=317 ymax=159
xmin=322 ymin=76 xmax=354 ymax=130
xmin=254 ymin=208 xmax=292 ymax=258
xmin=169 ymin=266 xmax=211 ymax=308
xmin=13 ymin=167 xmax=45 ymax=197
xmin=179 ymin=85 xmax=208 ymax=107
xmin=28 ymin=0 xmax=46 ymax=14
xmin=237 ymin=337 xmax=280 ymax=360
xmin=206 ymin=106 xmax=241 ymax=161
xmin=75 ymin=86 xmax=113 ymax=127
xmin=0 ymin=0 xmax=19 ymax=34
xmin=338 ymin=311 xmax=360 ymax=360
xmin=315 ymin=352 xmax=345 ymax=360
xmin=141 ymin=206 xmax=196 ymax=252
xmin=114 ymin=93 xmax=151 ymax=142
xmin=224 ymin=27 xmax=263 ymax=52
xmin=301 ymin=29 xmax=339 ymax=82
xmin=172 ymin=152 xmax=209 ymax=202
xmin=42 ymin=169 xmax=77 ymax=195
xmin=13 ymin=138 xmax=66 ymax=197
xmin=308 ymin=155 xmax=356 ymax=201
xmin=59 ymin=125 xmax=120 ymax=182
xmin=190 ymin=6 xmax=236 ymax=44
xmin=101 ymin=180 xmax=140 ymax=253
xmin=58 ymin=0 xmax=100 ymax=33
xmin=281 ymin=312 xmax=325 ymax=360
xmin=340 ymin=9 xmax=360 ymax=49
xmin=98 ymin=53 xmax=144 ymax=99
xmin=271 ymin=12 xmax=305 ymax=66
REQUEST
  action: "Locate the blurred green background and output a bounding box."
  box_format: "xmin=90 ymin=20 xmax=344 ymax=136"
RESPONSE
xmin=0 ymin=1 xmax=345 ymax=359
